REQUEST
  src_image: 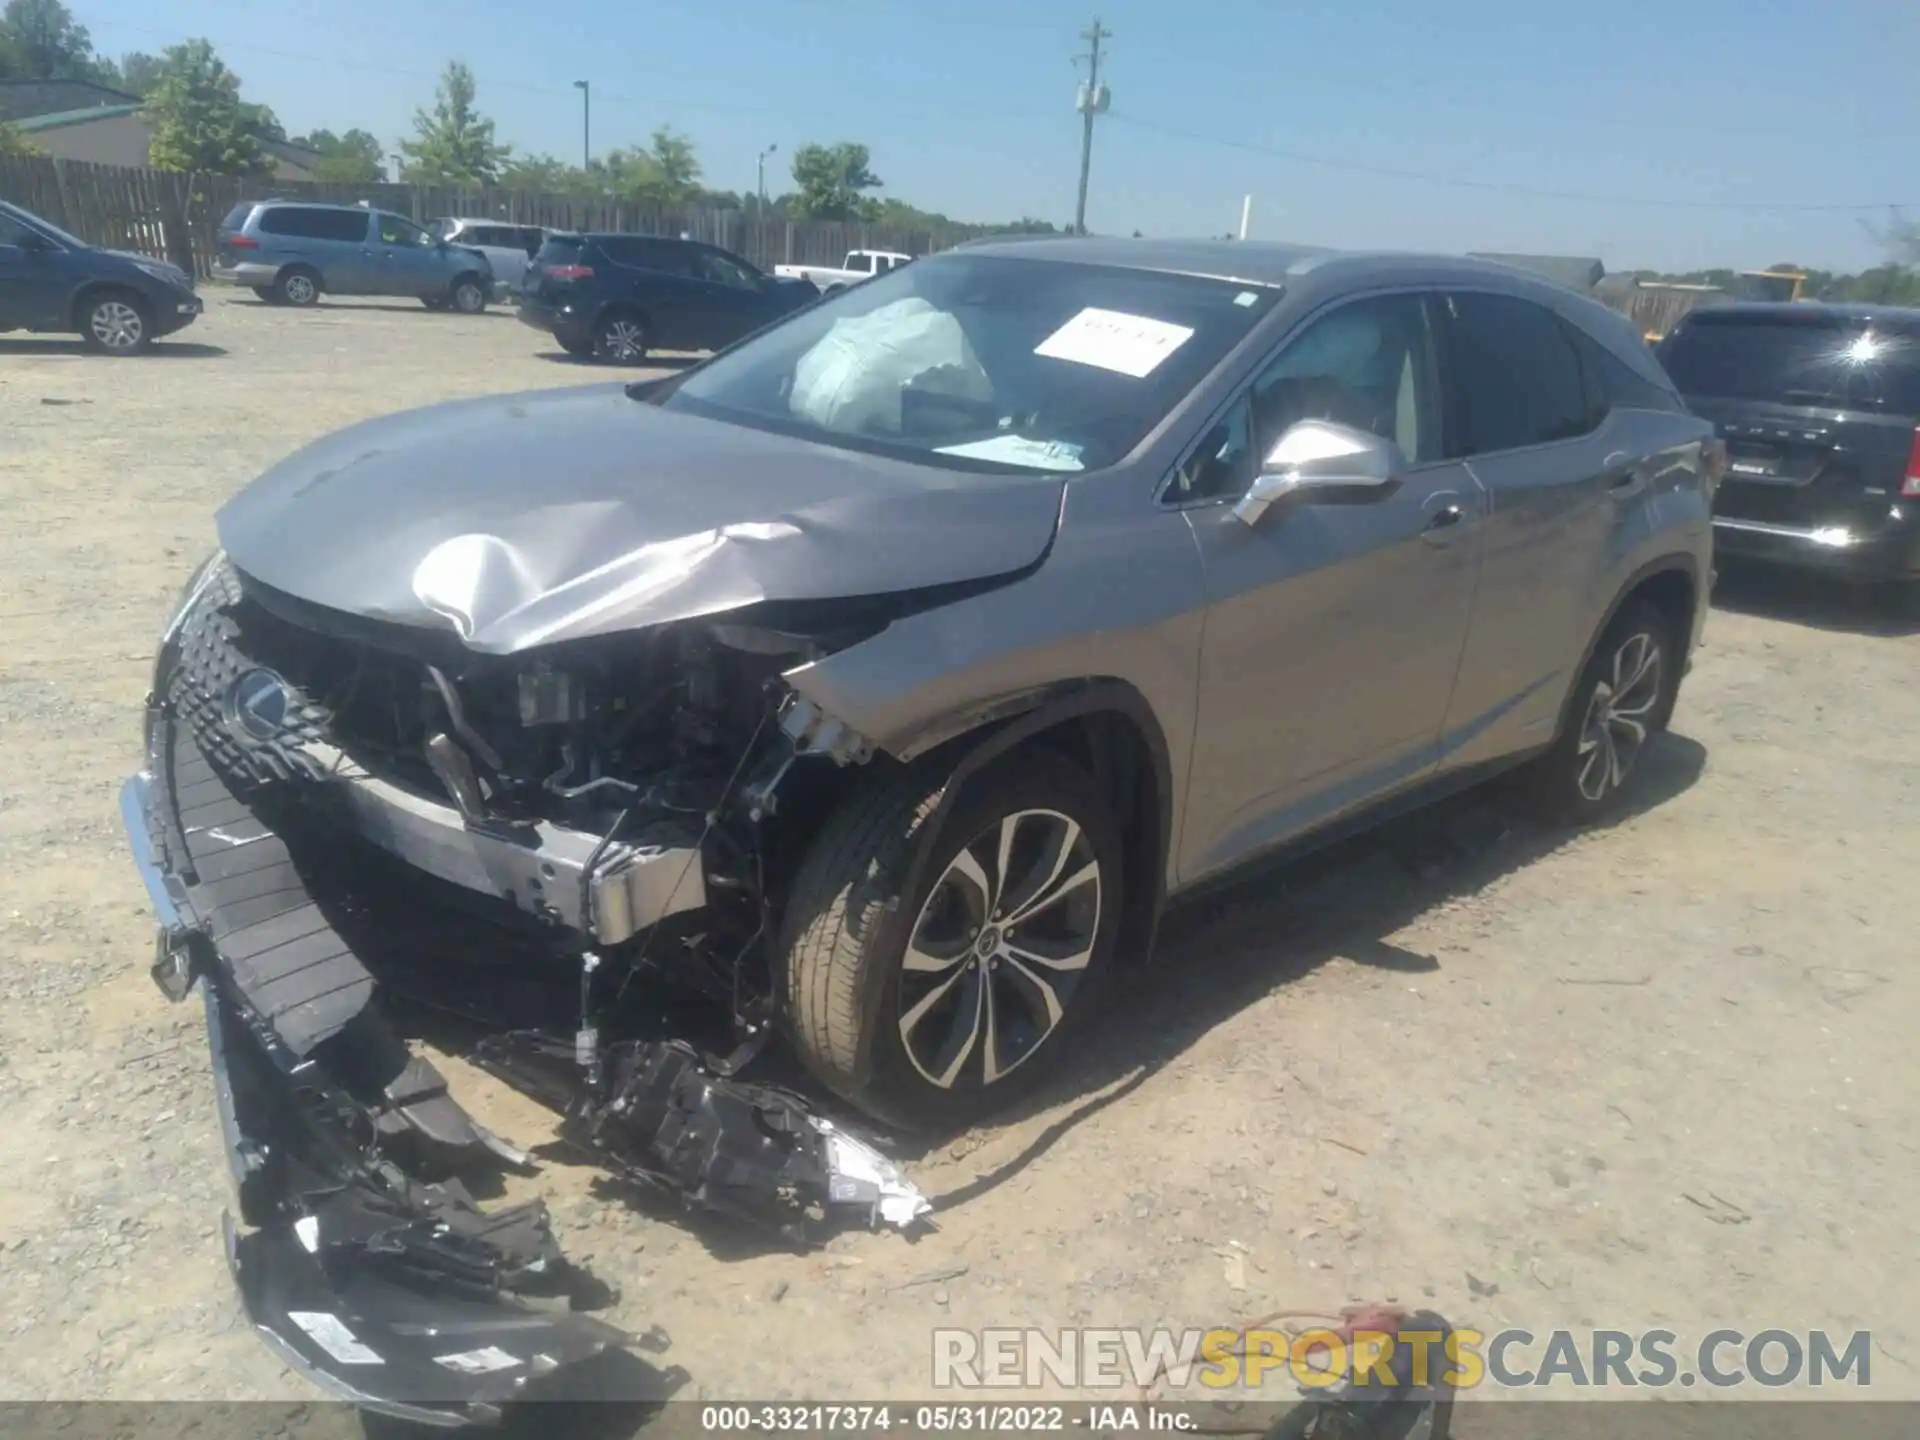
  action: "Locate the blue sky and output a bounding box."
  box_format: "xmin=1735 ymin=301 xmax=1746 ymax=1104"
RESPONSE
xmin=83 ymin=0 xmax=1918 ymax=272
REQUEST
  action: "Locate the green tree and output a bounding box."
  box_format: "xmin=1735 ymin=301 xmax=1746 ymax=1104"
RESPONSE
xmin=101 ymin=49 xmax=165 ymax=96
xmin=589 ymin=128 xmax=703 ymax=206
xmin=789 ymin=141 xmax=882 ymax=220
xmin=143 ymin=39 xmax=270 ymax=177
xmin=399 ymin=61 xmax=507 ymax=184
xmin=497 ymin=152 xmax=592 ymax=194
xmin=646 ymin=126 xmax=700 ymax=204
xmin=0 ymin=0 xmax=97 ymax=81
xmin=0 ymin=118 xmax=39 ymax=155
xmin=291 ymin=127 xmax=387 ymax=183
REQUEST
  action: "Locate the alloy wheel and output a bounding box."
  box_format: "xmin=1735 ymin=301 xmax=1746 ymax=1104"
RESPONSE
xmin=600 ymin=319 xmax=647 ymax=362
xmin=89 ymin=300 xmax=144 ymax=352
xmin=1576 ymin=630 xmax=1663 ymax=802
xmin=283 ymin=273 xmax=316 ymax=304
xmin=897 ymin=808 xmax=1102 ymax=1090
xmin=452 ymin=281 xmax=485 ymax=313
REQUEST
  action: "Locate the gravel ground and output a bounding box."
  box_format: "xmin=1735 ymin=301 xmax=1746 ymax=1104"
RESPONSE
xmin=1 ymin=293 xmax=1916 ymax=1419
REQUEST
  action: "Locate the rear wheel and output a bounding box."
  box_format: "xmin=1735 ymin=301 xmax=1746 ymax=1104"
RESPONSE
xmin=782 ymin=750 xmax=1122 ymax=1131
xmin=275 ymin=267 xmax=320 ymax=307
xmin=1522 ymin=600 xmax=1677 ymax=823
xmin=593 ymin=311 xmax=650 ymax=364
xmin=81 ymin=290 xmax=152 ymax=355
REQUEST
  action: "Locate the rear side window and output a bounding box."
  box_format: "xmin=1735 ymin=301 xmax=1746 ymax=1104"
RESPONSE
xmin=219 ymin=203 xmax=253 ymax=232
xmin=535 ymin=235 xmax=586 ymax=265
xmin=1444 ymin=292 xmax=1591 ymax=454
xmin=1660 ymin=312 xmax=1920 ymax=415
xmin=1563 ymin=321 xmax=1683 ymax=419
xmin=258 ymin=206 xmax=368 ymax=242
xmin=598 ymin=237 xmax=696 ymax=276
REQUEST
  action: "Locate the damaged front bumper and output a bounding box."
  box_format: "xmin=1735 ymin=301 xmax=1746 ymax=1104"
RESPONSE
xmin=119 ymin=700 xmax=927 ymax=1422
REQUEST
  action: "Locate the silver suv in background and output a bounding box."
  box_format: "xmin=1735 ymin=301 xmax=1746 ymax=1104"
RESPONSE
xmin=430 ymin=217 xmax=547 ymax=299
xmin=212 ymin=200 xmax=495 ymax=312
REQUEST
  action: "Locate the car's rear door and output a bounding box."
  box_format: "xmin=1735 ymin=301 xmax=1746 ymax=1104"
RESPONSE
xmin=1177 ymin=291 xmax=1486 ymax=881
xmin=1434 ymin=290 xmax=1647 ymax=771
xmin=273 ymin=206 xmax=373 ymax=292
xmin=1660 ymin=309 xmax=1920 ymax=551
xmin=602 ymin=238 xmax=702 ymax=348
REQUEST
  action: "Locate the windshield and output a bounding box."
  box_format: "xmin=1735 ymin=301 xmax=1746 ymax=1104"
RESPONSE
xmin=655 ymin=253 xmax=1281 ymax=474
xmin=1662 ymin=312 xmax=1920 ymax=414
xmin=2 ymin=201 xmax=88 ymax=251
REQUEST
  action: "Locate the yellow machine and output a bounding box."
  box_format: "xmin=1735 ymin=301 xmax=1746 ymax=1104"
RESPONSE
xmin=1734 ymin=268 xmax=1810 ymax=303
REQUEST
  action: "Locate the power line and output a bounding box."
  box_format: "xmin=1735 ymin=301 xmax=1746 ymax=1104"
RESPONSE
xmin=1105 ymin=112 xmax=1913 ymax=214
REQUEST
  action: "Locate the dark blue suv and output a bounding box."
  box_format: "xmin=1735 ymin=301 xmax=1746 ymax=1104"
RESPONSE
xmin=0 ymin=200 xmax=202 ymax=354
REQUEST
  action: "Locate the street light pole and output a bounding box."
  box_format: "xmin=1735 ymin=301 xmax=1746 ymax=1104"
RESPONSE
xmin=757 ymin=143 xmax=778 ymax=210
xmin=573 ymin=80 xmax=590 ymax=169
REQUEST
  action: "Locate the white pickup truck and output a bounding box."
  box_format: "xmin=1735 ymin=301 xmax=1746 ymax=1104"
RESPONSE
xmin=773 ymin=249 xmax=913 ymax=293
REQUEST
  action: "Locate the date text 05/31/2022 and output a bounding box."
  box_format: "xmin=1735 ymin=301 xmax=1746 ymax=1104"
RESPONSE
xmin=699 ymin=1405 xmax=1195 ymax=1432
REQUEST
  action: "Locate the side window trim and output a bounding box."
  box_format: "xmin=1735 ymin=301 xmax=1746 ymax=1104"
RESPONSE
xmin=1155 ymin=286 xmax=1450 ymax=511
xmin=1436 ymin=287 xmax=1601 ymax=461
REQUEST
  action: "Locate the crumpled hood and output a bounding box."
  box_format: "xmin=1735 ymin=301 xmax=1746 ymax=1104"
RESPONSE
xmin=217 ymin=384 xmax=1064 ymax=654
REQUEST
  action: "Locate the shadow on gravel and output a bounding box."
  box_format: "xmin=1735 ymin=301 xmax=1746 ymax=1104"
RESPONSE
xmin=922 ymin=732 xmax=1709 ymax=1204
xmin=0 ymin=339 xmax=227 ymax=359
xmin=233 ymin=299 xmax=511 ymax=317
xmin=1711 ymin=559 xmax=1920 ymax=638
xmin=357 ymin=1349 xmax=687 ymax=1439
xmin=533 ymin=351 xmax=702 ymax=370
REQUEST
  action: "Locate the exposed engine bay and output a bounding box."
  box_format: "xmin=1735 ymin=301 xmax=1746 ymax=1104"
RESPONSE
xmin=126 ymin=554 xmax=941 ymax=1424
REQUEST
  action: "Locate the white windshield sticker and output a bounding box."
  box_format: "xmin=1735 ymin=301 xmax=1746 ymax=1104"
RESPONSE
xmin=287 ymin=1311 xmax=384 ymax=1366
xmin=1235 ymin=291 xmax=1260 ymax=307
xmin=436 ymin=1346 xmax=524 ymax=1375
xmin=934 ymin=435 xmax=1085 ymax=471
xmin=1034 ymin=307 xmax=1195 ymax=378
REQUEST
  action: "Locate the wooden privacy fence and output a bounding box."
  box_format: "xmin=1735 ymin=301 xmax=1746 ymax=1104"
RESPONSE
xmin=0 ymin=155 xmax=978 ymax=278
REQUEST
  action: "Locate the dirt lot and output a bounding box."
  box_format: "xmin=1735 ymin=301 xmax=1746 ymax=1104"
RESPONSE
xmin=1 ymin=293 xmax=1916 ymax=1414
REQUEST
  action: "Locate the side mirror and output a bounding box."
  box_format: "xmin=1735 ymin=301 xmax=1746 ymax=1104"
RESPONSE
xmin=1232 ymin=419 xmax=1403 ymax=528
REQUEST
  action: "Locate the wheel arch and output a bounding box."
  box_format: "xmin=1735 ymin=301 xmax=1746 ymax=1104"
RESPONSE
xmin=69 ymin=280 xmax=145 ymax=332
xmin=889 ymin=679 xmax=1174 ymax=977
xmin=591 ymin=299 xmax=651 ymax=333
xmin=274 ymin=262 xmax=322 ymax=293
xmin=1554 ymin=554 xmax=1700 ymax=744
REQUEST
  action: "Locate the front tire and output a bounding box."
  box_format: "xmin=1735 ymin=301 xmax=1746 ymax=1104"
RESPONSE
xmin=81 ymin=291 xmax=152 ymax=355
xmin=782 ymin=750 xmax=1122 ymax=1131
xmin=1524 ymin=600 xmax=1677 ymax=823
xmin=448 ymin=275 xmax=488 ymax=314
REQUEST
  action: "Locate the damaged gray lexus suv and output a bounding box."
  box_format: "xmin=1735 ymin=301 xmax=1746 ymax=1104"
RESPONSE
xmin=122 ymin=238 xmax=1714 ymax=1419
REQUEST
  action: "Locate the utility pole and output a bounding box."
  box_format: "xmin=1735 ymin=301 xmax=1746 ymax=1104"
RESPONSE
xmin=758 ymin=143 xmax=779 ymax=210
xmin=573 ymin=80 xmax=591 ymax=169
xmin=1072 ymin=17 xmax=1112 ymax=235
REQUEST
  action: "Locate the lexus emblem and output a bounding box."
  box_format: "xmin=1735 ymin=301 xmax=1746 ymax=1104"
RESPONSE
xmin=225 ymin=668 xmax=292 ymax=744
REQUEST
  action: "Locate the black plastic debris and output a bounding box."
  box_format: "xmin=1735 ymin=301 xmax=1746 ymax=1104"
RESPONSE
xmin=477 ymin=1031 xmax=930 ymax=1241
